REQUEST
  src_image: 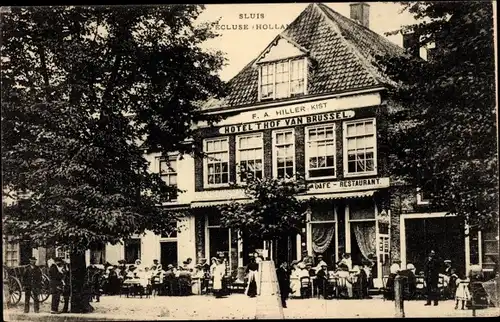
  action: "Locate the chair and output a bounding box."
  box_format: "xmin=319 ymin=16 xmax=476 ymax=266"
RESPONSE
xmin=336 ymin=277 xmax=348 ymax=298
xmin=300 ymin=276 xmax=311 ymax=299
xmin=414 ymin=275 xmax=426 ymax=300
xmin=351 ymin=274 xmax=363 ymax=299
xmin=381 ymin=275 xmax=390 ymax=301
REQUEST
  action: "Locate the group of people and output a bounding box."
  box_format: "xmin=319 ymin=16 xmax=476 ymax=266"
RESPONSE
xmin=274 ymin=253 xmax=374 ymax=308
xmin=22 ymin=256 xmax=70 ymax=314
xmin=386 ymin=250 xmax=484 ymax=309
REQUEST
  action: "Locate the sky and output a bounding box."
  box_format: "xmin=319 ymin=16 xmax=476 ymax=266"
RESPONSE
xmin=197 ymin=2 xmax=417 ymax=82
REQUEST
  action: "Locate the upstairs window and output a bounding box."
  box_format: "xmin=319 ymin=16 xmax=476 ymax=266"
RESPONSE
xmin=416 ymin=187 xmax=430 ymax=205
xmin=236 ymin=133 xmax=264 ymax=183
xmin=159 ymin=156 xmax=178 ymax=201
xmin=306 ymin=124 xmax=336 ymax=179
xmin=259 ymin=58 xmax=306 ymax=101
xmin=204 ymin=137 xmax=230 ymax=187
xmin=343 ymin=118 xmax=377 ymax=177
xmin=273 ymin=129 xmax=295 ymax=179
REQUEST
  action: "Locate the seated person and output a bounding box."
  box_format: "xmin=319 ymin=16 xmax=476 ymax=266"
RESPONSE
xmin=306 ymin=263 xmax=316 ymax=277
xmin=398 ymin=263 xmax=417 ymax=299
xmin=385 ymin=261 xmax=401 ymax=300
xmin=338 ymin=253 xmax=353 ymax=272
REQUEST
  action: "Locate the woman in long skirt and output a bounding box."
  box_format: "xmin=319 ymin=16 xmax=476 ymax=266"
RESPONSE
xmin=213 ymin=258 xmax=225 ymax=298
xmin=245 ymin=258 xmax=259 ymax=297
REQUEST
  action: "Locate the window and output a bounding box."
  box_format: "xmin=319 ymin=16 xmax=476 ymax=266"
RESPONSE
xmin=259 ymin=58 xmax=306 ymax=101
xmin=55 ymin=247 xmax=70 ymax=262
xmin=236 ymin=133 xmax=264 ymax=183
xmin=308 ymin=206 xmax=337 ymax=267
xmin=273 ymin=129 xmax=295 ymax=179
xmin=159 ymin=156 xmax=178 ymax=201
xmin=306 ymin=124 xmax=336 ymax=179
xmin=124 ymin=238 xmax=141 ymax=264
xmin=344 ymin=119 xmax=377 ymax=176
xmin=5 ymin=238 xmax=19 ymax=267
xmin=260 ymin=64 xmax=274 ymax=100
xmin=89 ymin=243 xmax=105 ymax=265
xmin=348 ymin=199 xmax=377 ymax=278
xmin=416 ymin=187 xmax=430 ymax=205
xmin=204 ymin=137 xmax=229 ymax=187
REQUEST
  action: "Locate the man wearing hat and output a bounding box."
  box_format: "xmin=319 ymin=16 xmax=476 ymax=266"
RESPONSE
xmin=23 ymin=256 xmax=43 ymax=313
xmin=423 ymin=250 xmax=441 ymax=306
xmin=314 ymin=255 xmax=327 ymax=273
xmin=49 ymin=257 xmax=65 ymax=314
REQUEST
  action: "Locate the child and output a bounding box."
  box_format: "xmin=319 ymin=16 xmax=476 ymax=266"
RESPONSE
xmin=454 ymin=275 xmax=471 ymax=310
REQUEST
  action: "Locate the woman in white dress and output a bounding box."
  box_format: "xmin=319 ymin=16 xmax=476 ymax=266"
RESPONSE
xmin=289 ymin=261 xmax=301 ymax=297
xmin=213 ymin=258 xmax=225 ymax=298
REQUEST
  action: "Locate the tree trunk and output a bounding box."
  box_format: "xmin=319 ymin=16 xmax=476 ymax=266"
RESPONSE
xmin=70 ymin=250 xmax=94 ymax=313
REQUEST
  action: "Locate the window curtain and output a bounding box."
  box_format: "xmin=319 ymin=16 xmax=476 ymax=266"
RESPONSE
xmin=352 ymin=222 xmax=376 ymax=261
xmin=312 ymin=224 xmax=335 ymax=254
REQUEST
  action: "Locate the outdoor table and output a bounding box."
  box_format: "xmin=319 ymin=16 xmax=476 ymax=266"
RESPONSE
xmin=191 ymin=277 xmax=202 ymax=295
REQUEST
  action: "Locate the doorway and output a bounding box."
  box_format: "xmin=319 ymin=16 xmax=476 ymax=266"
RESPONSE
xmin=160 ymin=242 xmax=178 ymax=268
xmin=242 ymin=233 xmax=263 ymax=265
xmin=404 ymin=215 xmax=465 ymax=276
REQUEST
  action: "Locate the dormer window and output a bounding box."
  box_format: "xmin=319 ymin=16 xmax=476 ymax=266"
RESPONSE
xmin=259 ymin=58 xmax=306 ymax=101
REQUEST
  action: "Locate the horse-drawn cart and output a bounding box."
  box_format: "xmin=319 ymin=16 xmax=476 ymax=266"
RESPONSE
xmin=3 ymin=265 xmax=50 ymax=306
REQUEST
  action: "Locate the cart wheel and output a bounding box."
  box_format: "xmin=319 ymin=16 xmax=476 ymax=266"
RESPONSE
xmin=9 ymin=276 xmax=23 ymax=306
xmin=34 ymin=274 xmax=51 ymax=303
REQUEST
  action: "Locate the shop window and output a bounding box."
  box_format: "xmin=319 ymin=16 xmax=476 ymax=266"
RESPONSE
xmin=273 ymin=129 xmax=295 ymax=179
xmin=349 ymin=201 xmax=377 ymax=277
xmin=305 ymin=124 xmax=336 ymax=179
xmin=159 ymin=156 xmax=178 ymax=201
xmin=204 ymin=137 xmax=229 ymax=187
xmin=124 ymin=238 xmax=141 ymax=264
xmin=259 ymin=58 xmax=306 ymax=100
xmin=309 ymin=206 xmax=336 ymax=267
xmin=236 ymin=133 xmax=264 ymax=183
xmin=482 ymin=230 xmax=499 ymax=272
xmin=343 ymin=118 xmax=377 ymax=177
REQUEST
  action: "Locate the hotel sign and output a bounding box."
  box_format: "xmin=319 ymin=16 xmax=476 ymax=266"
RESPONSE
xmin=307 ymin=177 xmax=390 ymax=193
xmin=219 ymin=110 xmax=355 ymax=134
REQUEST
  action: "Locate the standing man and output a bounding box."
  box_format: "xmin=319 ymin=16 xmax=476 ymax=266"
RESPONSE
xmin=23 ymin=256 xmax=43 ymax=313
xmin=49 ymin=257 xmax=65 ymax=314
xmin=276 ymin=262 xmax=290 ymax=308
xmin=423 ymin=250 xmax=441 ymax=306
xmin=61 ymin=260 xmax=71 ymax=313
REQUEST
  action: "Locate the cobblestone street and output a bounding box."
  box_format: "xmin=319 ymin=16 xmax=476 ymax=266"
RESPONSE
xmin=4 ymin=294 xmax=499 ymax=321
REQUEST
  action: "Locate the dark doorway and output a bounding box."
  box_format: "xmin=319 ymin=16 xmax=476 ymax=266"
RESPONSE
xmin=275 ymin=236 xmax=297 ymax=266
xmin=160 ymin=242 xmax=178 ymax=268
xmin=242 ymin=233 xmax=263 ymax=265
xmin=405 ymin=216 xmax=465 ymax=276
xmin=124 ymin=238 xmax=141 ymax=264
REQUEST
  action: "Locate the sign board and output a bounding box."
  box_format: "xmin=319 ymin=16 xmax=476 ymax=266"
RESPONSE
xmin=219 ymin=110 xmax=355 ymax=134
xmin=307 ymin=177 xmax=390 ymax=193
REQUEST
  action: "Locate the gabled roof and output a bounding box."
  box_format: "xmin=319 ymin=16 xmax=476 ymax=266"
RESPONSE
xmin=203 ymin=3 xmax=406 ymax=111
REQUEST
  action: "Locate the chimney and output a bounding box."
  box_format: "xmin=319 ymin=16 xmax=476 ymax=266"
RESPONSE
xmin=349 ymin=2 xmax=370 ymax=28
xmin=402 ymin=31 xmax=420 ymax=58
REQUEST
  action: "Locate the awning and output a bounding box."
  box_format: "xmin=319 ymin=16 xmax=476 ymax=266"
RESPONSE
xmin=296 ymin=189 xmax=376 ymax=200
xmin=191 ymin=199 xmax=251 ymax=209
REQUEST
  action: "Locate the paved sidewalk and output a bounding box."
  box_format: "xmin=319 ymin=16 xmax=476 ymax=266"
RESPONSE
xmin=283 ymin=296 xmax=500 ymax=319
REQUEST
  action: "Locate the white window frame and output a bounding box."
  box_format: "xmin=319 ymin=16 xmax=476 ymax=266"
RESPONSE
xmin=305 ymin=123 xmax=337 ymax=180
xmin=272 ymin=128 xmax=296 ymax=179
xmin=203 ymin=136 xmax=230 ymax=188
xmin=55 ymin=247 xmax=70 ymax=262
xmin=4 ymin=238 xmax=19 ymax=267
xmin=158 ymin=154 xmax=180 ymax=201
xmin=306 ymin=205 xmax=339 ymax=262
xmin=343 ymin=118 xmax=378 ymax=178
xmin=236 ymin=133 xmax=264 ymax=184
xmin=416 ymin=187 xmax=430 ymax=205
xmin=258 ymin=57 xmax=308 ymax=101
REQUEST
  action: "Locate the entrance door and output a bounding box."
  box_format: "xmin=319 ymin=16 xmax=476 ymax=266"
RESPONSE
xmin=405 ymin=216 xmax=465 ymax=276
xmin=242 ymin=233 xmax=263 ymax=265
xmin=160 ymin=242 xmax=178 ymax=268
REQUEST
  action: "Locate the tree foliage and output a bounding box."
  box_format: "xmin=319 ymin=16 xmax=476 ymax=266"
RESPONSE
xmin=218 ymin=175 xmax=311 ymax=241
xmin=1 ymin=5 xmax=226 ymax=251
xmin=376 ymin=2 xmax=497 ymax=229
